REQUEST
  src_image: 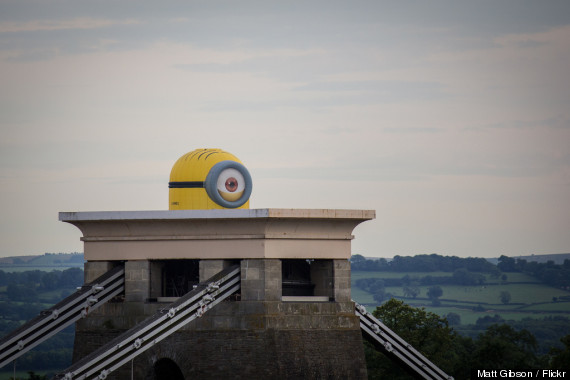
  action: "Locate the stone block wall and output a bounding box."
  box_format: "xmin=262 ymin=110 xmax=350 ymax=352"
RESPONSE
xmin=133 ymin=328 xmax=367 ymax=379
xmin=124 ymin=260 xmax=151 ymax=302
xmin=240 ymin=259 xmax=281 ymax=301
xmin=84 ymin=261 xmax=114 ymax=283
xmin=73 ymin=258 xmax=366 ymax=379
xmin=199 ymin=259 xmax=234 ymax=282
xmin=333 ymin=259 xmax=351 ymax=302
xmin=74 ymin=301 xmax=366 ymax=380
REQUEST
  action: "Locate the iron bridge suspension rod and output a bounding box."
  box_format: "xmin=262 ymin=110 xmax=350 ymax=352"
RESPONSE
xmin=354 ymin=301 xmax=453 ymax=380
xmin=0 ymin=266 xmax=125 ymax=369
xmin=53 ymin=265 xmax=241 ymax=380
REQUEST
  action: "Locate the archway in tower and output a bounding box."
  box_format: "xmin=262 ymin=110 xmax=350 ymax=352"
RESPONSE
xmin=153 ymin=358 xmax=185 ymax=380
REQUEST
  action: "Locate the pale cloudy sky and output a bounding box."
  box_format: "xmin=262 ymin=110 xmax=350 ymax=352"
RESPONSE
xmin=1 ymin=1 xmax=569 ymax=258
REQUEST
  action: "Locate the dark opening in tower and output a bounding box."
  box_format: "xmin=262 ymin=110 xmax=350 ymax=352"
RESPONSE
xmin=282 ymin=259 xmax=314 ymax=296
xmin=163 ymin=259 xmax=199 ymax=297
xmin=281 ymin=259 xmax=334 ymax=300
xmin=149 ymin=259 xmax=200 ymax=300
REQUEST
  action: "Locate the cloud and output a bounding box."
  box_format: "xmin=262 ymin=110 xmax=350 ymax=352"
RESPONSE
xmin=467 ymin=115 xmax=570 ymax=131
xmin=294 ymin=80 xmax=449 ymax=104
xmin=0 ymin=18 xmax=140 ymax=33
xmin=0 ymin=1 xmax=569 ymax=258
xmin=382 ymin=127 xmax=443 ymax=134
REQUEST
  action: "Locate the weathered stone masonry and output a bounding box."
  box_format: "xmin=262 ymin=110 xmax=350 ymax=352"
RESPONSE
xmin=62 ymin=209 xmax=374 ymax=379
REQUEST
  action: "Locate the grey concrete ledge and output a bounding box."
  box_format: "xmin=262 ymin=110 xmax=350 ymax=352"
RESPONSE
xmin=61 ymin=209 xmax=375 ymax=261
xmin=59 ymin=208 xmax=375 ymax=222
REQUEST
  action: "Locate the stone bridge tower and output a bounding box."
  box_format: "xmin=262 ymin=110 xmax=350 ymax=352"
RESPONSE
xmin=61 ymin=208 xmax=374 ymax=379
xmin=60 ymin=149 xmax=375 ymax=379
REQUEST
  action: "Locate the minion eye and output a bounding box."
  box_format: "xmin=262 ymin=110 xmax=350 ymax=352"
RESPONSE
xmin=225 ymin=178 xmax=238 ymax=192
xmin=216 ymin=168 xmax=245 ymax=201
xmin=205 ymin=161 xmax=252 ymax=208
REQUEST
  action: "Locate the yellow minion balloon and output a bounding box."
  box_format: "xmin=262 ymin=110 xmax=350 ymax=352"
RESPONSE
xmin=169 ymin=149 xmax=252 ymax=210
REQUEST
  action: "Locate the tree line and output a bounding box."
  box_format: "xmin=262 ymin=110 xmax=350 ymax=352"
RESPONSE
xmin=365 ymin=299 xmax=570 ymax=379
xmin=0 ymin=268 xmax=83 ymax=302
xmin=0 ymin=268 xmax=83 ymax=374
xmin=351 ymin=253 xmax=497 ymax=273
xmin=498 ymin=255 xmax=570 ymax=289
xmin=455 ymin=314 xmax=570 ymax=356
xmin=351 ymin=253 xmax=570 ymax=290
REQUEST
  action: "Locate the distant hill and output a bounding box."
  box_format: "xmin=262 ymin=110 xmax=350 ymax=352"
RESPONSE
xmin=486 ymin=252 xmax=570 ymax=265
xmin=0 ymin=255 xmax=38 ymax=264
xmin=0 ymin=252 xmax=84 ymax=270
xmin=363 ymin=252 xmax=570 ymax=265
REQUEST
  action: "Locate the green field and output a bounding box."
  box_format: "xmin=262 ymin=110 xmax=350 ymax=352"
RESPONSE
xmin=352 ymin=270 xmax=570 ymax=324
xmin=384 ymin=283 xmax=569 ymax=304
xmin=351 ymin=270 xmax=539 ymax=283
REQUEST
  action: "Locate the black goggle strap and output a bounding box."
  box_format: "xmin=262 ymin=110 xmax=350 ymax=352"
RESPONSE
xmin=168 ymin=181 xmax=205 ymax=188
